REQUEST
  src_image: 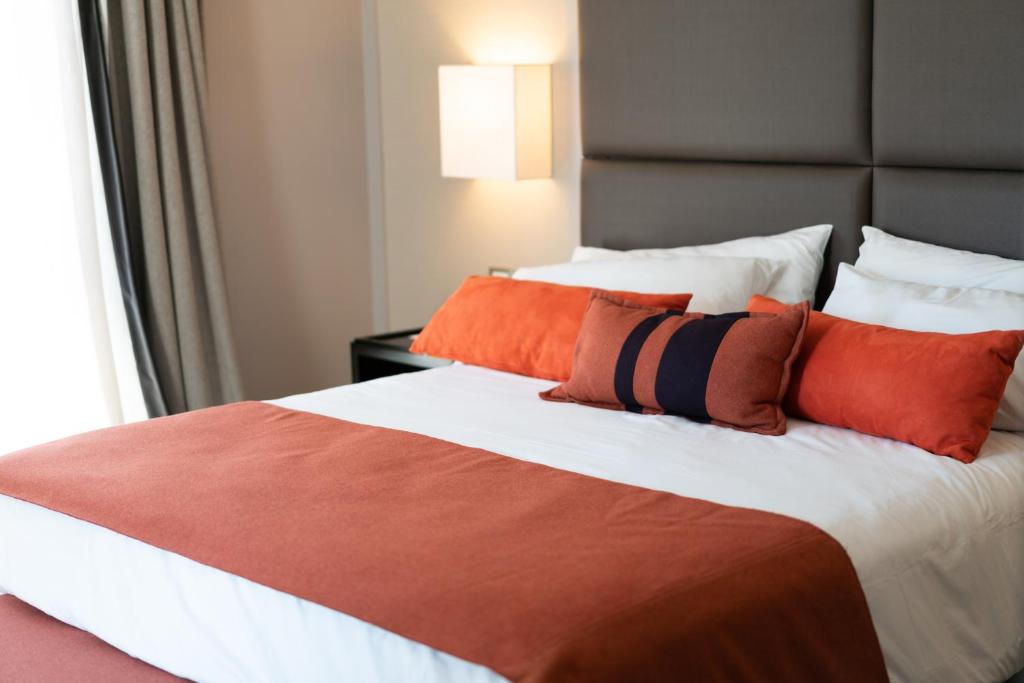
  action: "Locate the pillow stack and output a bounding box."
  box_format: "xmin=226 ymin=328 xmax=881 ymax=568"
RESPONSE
xmin=413 ymin=225 xmax=1024 ymax=464
xmin=824 ymin=264 xmax=1024 ymax=432
xmin=827 ymin=226 xmax=1024 ymax=435
xmin=742 ymin=225 xmax=1024 ymax=462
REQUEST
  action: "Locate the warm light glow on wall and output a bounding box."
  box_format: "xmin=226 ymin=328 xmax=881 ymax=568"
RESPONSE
xmin=438 ymin=65 xmax=551 ymax=180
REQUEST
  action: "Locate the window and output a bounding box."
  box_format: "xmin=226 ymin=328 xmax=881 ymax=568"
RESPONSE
xmin=0 ymin=0 xmax=144 ymax=453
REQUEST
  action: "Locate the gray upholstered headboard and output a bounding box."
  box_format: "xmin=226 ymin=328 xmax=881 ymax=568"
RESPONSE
xmin=578 ymin=0 xmax=1024 ymax=305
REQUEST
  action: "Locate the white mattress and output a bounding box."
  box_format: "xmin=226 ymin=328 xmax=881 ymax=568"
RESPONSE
xmin=1 ymin=364 xmax=1022 ymax=682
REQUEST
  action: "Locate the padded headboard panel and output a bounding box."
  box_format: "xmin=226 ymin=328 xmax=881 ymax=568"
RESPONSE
xmin=579 ymin=0 xmax=1024 ymax=305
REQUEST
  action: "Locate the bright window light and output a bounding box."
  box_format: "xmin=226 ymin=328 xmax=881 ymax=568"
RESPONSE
xmin=0 ymin=0 xmax=145 ymax=454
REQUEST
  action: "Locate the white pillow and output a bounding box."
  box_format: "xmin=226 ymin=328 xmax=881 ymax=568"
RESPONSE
xmin=824 ymin=263 xmax=1024 ymax=432
xmin=570 ymin=224 xmax=832 ymax=304
xmin=513 ymin=255 xmax=782 ymax=314
xmin=856 ymin=226 xmax=1024 ymax=294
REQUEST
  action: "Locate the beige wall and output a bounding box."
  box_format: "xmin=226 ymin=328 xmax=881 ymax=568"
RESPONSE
xmin=204 ymin=0 xmax=375 ymax=399
xmin=374 ymin=0 xmax=581 ymax=329
xmin=202 ymin=0 xmax=581 ymax=396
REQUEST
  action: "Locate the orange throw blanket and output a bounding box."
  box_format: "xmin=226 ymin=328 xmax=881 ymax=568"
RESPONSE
xmin=0 ymin=402 xmax=887 ymax=682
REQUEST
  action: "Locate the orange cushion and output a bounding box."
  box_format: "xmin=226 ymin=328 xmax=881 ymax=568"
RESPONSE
xmin=748 ymin=295 xmax=1024 ymax=462
xmin=541 ymin=293 xmax=809 ymax=435
xmin=411 ymin=277 xmax=692 ymax=381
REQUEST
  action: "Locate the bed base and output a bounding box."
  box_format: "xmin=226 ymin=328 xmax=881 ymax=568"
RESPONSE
xmin=0 ymin=594 xmax=182 ymax=682
xmin=2 ymin=591 xmax=1021 ymax=682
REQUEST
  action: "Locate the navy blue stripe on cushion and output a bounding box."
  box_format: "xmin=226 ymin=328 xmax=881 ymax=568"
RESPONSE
xmin=654 ymin=312 xmax=750 ymax=422
xmin=613 ymin=311 xmax=683 ymax=412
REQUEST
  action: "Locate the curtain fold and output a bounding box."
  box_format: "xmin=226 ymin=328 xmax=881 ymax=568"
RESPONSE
xmin=92 ymin=0 xmax=243 ymax=414
xmin=78 ymin=0 xmax=168 ymax=417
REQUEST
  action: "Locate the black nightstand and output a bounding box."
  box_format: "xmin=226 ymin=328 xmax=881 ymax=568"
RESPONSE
xmin=350 ymin=329 xmax=452 ymax=383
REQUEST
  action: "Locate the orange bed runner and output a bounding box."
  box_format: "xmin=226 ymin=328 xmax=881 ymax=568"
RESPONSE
xmin=0 ymin=595 xmax=184 ymax=682
xmin=0 ymin=402 xmax=887 ymax=682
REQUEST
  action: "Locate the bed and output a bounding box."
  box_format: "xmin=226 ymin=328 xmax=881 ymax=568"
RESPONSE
xmin=2 ymin=0 xmax=1024 ymax=681
xmin=3 ymin=365 xmax=1023 ymax=681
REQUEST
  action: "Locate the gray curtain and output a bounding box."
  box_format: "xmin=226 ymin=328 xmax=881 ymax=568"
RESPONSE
xmin=105 ymin=0 xmax=242 ymax=414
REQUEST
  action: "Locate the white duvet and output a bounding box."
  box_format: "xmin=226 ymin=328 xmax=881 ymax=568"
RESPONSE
xmin=1 ymin=364 xmax=1022 ymax=682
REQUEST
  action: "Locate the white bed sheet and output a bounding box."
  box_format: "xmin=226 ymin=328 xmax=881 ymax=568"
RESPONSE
xmin=1 ymin=364 xmax=1022 ymax=682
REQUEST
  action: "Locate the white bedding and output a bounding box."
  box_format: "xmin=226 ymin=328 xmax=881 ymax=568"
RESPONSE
xmin=1 ymin=364 xmax=1023 ymax=682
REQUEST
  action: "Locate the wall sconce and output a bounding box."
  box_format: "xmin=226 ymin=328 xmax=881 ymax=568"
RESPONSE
xmin=438 ymin=65 xmax=551 ymax=180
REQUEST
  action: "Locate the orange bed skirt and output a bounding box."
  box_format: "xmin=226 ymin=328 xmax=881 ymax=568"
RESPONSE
xmin=0 ymin=594 xmax=183 ymax=682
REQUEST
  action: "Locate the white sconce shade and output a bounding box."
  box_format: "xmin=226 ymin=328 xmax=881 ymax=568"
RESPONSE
xmin=438 ymin=65 xmax=551 ymax=180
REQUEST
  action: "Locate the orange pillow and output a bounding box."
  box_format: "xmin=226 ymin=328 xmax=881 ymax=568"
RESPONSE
xmin=748 ymin=295 xmax=1024 ymax=462
xmin=541 ymin=293 xmax=809 ymax=435
xmin=411 ymin=276 xmax=692 ymax=381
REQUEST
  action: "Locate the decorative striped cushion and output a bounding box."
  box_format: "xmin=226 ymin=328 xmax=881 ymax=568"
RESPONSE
xmin=541 ymin=292 xmax=809 ymax=435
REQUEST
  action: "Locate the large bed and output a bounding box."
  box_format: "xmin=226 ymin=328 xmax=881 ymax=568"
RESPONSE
xmin=2 ymin=0 xmax=1024 ymax=681
xmin=3 ymin=365 xmax=1024 ymax=681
